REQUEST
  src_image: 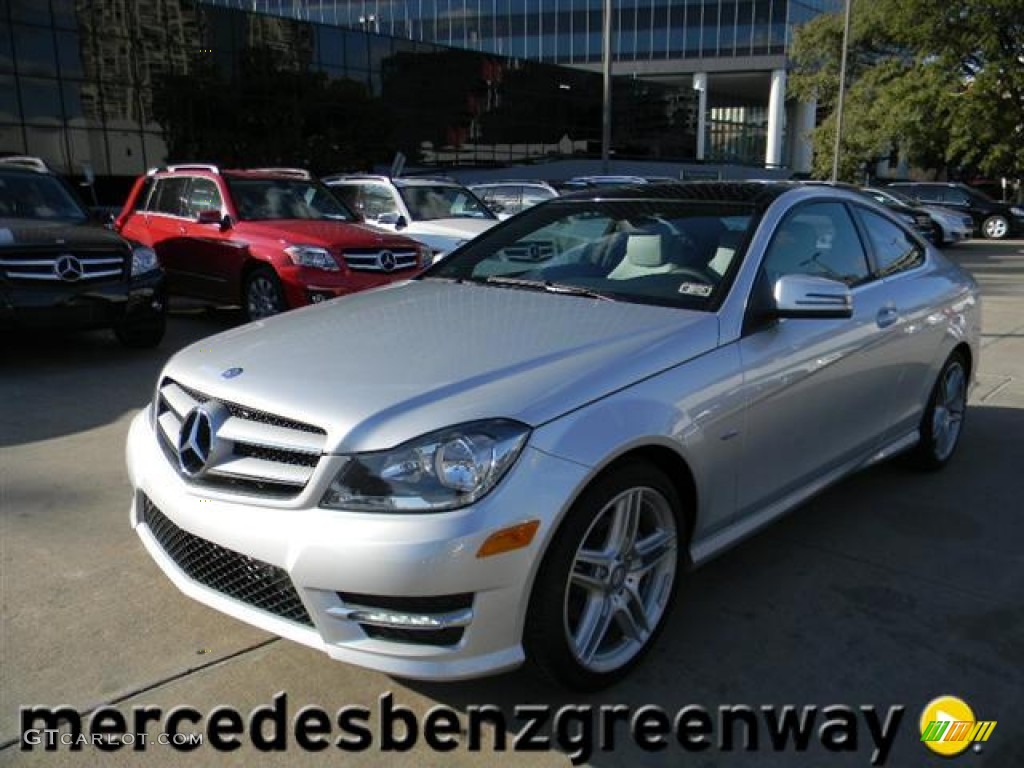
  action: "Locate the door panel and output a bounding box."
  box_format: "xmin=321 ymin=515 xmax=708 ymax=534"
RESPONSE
xmin=734 ymin=202 xmax=903 ymax=515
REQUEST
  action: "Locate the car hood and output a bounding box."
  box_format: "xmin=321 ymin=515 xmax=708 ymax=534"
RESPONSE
xmin=235 ymin=219 xmax=417 ymax=249
xmin=162 ymin=280 xmax=719 ymax=453
xmin=405 ymin=218 xmax=497 ymax=240
xmin=0 ymin=219 xmax=128 ymax=249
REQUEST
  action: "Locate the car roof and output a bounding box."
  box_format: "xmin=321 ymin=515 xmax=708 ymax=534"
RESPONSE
xmin=553 ymin=179 xmax=798 ymax=207
xmin=323 ymin=174 xmax=463 ymax=187
xmin=145 ymin=164 xmax=313 ymax=180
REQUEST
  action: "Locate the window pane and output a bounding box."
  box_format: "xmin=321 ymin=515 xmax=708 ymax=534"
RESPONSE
xmin=12 ymin=24 xmax=58 ymax=77
xmin=151 ymin=176 xmax=190 ymax=216
xmin=0 ymin=74 xmax=21 ymax=121
xmin=765 ymin=203 xmax=870 ymax=285
xmin=19 ymin=77 xmax=63 ymax=124
xmin=857 ymin=207 xmax=924 ymax=276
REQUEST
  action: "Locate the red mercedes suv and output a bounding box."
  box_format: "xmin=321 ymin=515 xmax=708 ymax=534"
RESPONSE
xmin=116 ymin=165 xmax=429 ymax=319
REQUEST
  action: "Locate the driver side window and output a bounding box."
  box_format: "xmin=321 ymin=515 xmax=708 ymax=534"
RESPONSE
xmin=763 ymin=203 xmax=870 ymax=286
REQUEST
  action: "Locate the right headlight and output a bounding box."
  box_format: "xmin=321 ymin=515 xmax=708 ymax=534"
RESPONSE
xmin=321 ymin=420 xmax=530 ymax=513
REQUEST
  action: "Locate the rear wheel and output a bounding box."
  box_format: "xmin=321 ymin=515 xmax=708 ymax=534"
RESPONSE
xmin=982 ymin=215 xmax=1009 ymax=240
xmin=909 ymin=351 xmax=968 ymax=470
xmin=244 ymin=267 xmax=286 ymax=321
xmin=524 ymin=462 xmax=684 ymax=691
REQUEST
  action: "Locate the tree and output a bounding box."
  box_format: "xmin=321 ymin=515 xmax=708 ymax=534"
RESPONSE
xmin=789 ymin=0 xmax=1024 ymax=180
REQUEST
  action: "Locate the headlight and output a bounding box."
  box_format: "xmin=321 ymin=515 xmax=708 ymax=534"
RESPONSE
xmin=130 ymin=245 xmax=158 ymax=276
xmin=1010 ymin=206 xmax=1024 ymax=217
xmin=417 ymin=245 xmax=432 ymax=269
xmin=285 ymin=245 xmax=339 ymax=271
xmin=321 ymin=420 xmax=530 ymax=512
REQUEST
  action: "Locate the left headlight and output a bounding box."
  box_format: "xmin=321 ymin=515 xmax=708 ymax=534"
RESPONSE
xmin=285 ymin=245 xmax=340 ymax=271
xmin=321 ymin=420 xmax=530 ymax=513
xmin=1010 ymin=206 xmax=1024 ymax=217
xmin=130 ymin=245 xmax=159 ymax=276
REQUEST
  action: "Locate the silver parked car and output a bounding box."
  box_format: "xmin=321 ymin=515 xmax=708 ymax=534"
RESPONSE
xmin=126 ymin=181 xmax=980 ymax=691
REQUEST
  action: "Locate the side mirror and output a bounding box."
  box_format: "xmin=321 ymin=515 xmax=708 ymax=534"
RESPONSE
xmin=375 ymin=212 xmax=402 ymax=227
xmin=196 ymin=209 xmax=222 ymax=225
xmin=197 ymin=209 xmax=231 ymax=230
xmin=773 ymin=274 xmax=853 ymax=319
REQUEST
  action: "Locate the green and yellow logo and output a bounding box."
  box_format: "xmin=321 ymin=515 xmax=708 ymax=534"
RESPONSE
xmin=920 ymin=695 xmax=996 ymax=757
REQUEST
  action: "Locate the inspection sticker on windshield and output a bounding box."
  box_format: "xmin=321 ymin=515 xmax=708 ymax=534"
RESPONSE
xmin=678 ymin=282 xmax=712 ymax=297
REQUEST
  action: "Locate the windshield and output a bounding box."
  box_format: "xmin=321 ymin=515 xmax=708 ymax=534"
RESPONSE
xmin=869 ymin=188 xmax=915 ymax=206
xmin=0 ymin=171 xmax=88 ymax=222
xmin=226 ymin=178 xmax=355 ymax=222
xmin=398 ymin=184 xmax=496 ymax=222
xmin=425 ymin=199 xmax=758 ymax=311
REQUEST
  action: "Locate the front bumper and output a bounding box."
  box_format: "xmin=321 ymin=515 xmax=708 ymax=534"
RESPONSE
xmin=0 ymin=270 xmax=165 ymax=331
xmin=126 ymin=409 xmax=588 ymax=681
xmin=276 ymin=265 xmax=419 ymax=310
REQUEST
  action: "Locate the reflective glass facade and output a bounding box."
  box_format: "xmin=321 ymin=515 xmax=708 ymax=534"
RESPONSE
xmin=203 ymin=0 xmax=838 ymax=64
xmin=1 ymin=0 xmax=702 ymax=198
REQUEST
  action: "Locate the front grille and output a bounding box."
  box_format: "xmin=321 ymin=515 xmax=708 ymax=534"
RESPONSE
xmin=156 ymin=378 xmax=326 ymax=496
xmin=141 ymin=495 xmax=313 ymax=628
xmin=499 ymin=240 xmax=555 ymax=262
xmin=0 ymin=250 xmax=127 ymax=283
xmin=341 ymin=248 xmax=419 ymax=272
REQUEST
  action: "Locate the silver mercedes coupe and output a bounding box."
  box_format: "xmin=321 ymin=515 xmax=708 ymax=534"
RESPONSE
xmin=127 ymin=181 xmax=980 ymax=691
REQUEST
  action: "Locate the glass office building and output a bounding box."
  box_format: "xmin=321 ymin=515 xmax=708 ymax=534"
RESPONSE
xmin=1 ymin=0 xmax=837 ymax=198
xmin=205 ymin=0 xmax=841 ymax=168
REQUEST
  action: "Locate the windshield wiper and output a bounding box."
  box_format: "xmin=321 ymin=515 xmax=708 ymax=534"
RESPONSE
xmin=483 ymin=275 xmax=614 ymax=301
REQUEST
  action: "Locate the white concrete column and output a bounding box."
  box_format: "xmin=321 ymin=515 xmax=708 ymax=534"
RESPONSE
xmin=791 ymin=97 xmax=817 ymax=174
xmin=693 ymin=72 xmax=708 ymax=161
xmin=766 ymin=68 xmax=787 ymax=168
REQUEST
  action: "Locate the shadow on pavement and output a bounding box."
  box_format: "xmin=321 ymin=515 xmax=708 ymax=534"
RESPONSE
xmin=396 ymin=404 xmax=1024 ymax=767
xmin=0 ymin=306 xmax=243 ymax=447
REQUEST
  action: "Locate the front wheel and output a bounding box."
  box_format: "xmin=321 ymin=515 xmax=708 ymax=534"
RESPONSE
xmin=982 ymin=215 xmax=1009 ymax=240
xmin=244 ymin=266 xmax=287 ymax=321
xmin=524 ymin=462 xmax=684 ymax=691
xmin=908 ymin=351 xmax=968 ymax=470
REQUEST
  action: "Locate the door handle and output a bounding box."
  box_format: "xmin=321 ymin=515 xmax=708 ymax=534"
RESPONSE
xmin=876 ymin=306 xmax=900 ymax=328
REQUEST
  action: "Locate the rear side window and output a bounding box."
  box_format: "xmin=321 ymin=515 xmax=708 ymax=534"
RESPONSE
xmin=149 ymin=177 xmax=190 ymax=217
xmin=856 ymin=207 xmax=925 ymax=276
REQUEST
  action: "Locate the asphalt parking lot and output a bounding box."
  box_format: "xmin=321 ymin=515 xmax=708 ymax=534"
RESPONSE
xmin=2 ymin=239 xmax=1023 ymax=767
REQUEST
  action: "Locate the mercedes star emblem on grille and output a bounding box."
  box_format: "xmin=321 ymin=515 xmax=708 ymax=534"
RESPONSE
xmin=176 ymin=402 xmax=229 ymax=478
xmin=54 ymin=254 xmax=83 ymax=282
xmin=178 ymin=407 xmax=213 ymax=476
xmin=377 ymin=250 xmax=396 ymax=272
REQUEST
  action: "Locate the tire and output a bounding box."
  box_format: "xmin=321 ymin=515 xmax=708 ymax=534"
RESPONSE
xmin=981 ymin=215 xmax=1009 ymax=240
xmin=113 ymin=314 xmax=165 ymax=349
xmin=524 ymin=461 xmax=684 ymax=691
xmin=908 ymin=351 xmax=968 ymax=470
xmin=244 ymin=266 xmax=287 ymax=321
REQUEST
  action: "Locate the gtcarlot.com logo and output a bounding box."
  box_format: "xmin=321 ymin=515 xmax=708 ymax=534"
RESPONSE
xmin=920 ymin=695 xmax=997 ymax=757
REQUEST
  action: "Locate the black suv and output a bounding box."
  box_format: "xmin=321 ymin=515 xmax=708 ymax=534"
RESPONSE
xmin=0 ymin=156 xmax=166 ymax=347
xmin=888 ymin=181 xmax=1024 ymax=240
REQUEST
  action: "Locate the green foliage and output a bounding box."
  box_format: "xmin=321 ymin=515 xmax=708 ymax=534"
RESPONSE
xmin=789 ymin=0 xmax=1024 ymax=179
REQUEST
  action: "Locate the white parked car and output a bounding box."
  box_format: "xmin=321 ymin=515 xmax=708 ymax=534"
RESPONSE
xmin=469 ymin=180 xmax=559 ymax=216
xmin=324 ymin=174 xmax=498 ymax=261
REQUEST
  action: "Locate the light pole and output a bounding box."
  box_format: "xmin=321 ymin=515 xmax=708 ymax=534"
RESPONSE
xmin=601 ymin=0 xmax=613 ymax=174
xmin=831 ymin=0 xmax=852 ymax=181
